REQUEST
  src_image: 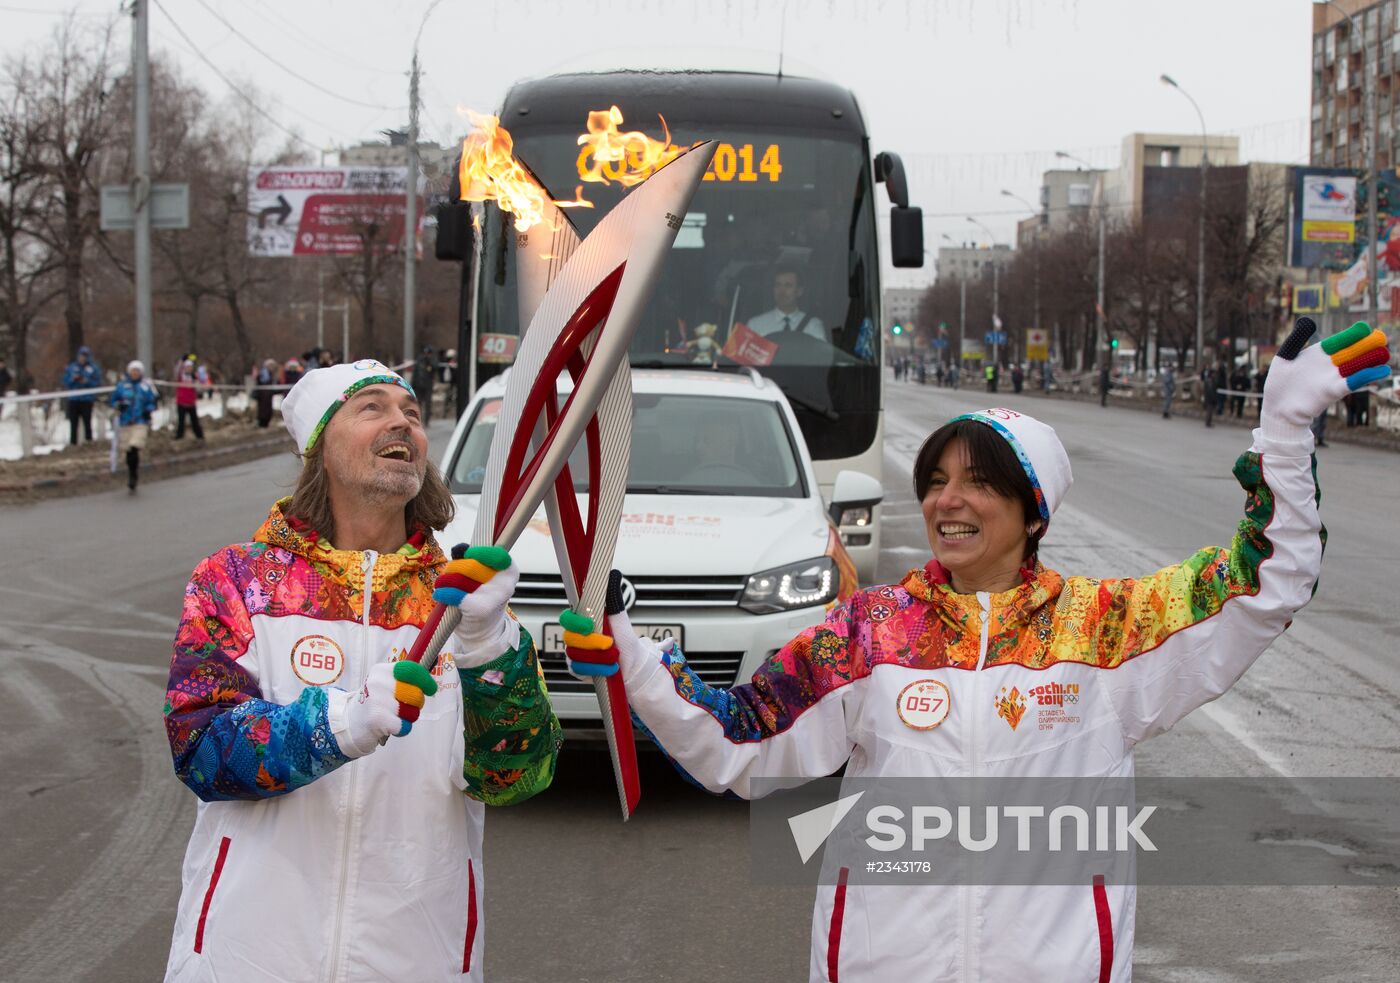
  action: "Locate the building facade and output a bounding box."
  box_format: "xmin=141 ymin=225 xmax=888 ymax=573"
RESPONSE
xmin=1310 ymin=0 xmax=1400 ymax=168
xmin=934 ymin=243 xmax=1013 ymax=283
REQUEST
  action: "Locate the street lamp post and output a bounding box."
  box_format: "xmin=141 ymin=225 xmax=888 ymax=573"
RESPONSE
xmin=1055 ymin=151 xmax=1106 ymax=372
xmin=404 ymin=0 xmax=444 ymax=365
xmin=1322 ymin=0 xmax=1379 ymax=333
xmin=967 ymin=216 xmax=1001 ymax=367
xmin=1000 ymin=188 xmax=1041 ymax=366
xmin=1160 ymin=74 xmax=1209 ymax=372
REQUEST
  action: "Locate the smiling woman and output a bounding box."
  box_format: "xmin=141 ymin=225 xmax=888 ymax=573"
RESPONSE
xmin=604 ymin=313 xmax=1381 ymax=981
xmin=912 ymin=418 xmax=1048 ymax=592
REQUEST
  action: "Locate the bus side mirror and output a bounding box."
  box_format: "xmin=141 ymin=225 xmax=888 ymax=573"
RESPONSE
xmin=889 ymin=207 xmax=924 ymax=268
xmin=436 ymin=158 xmax=474 ymax=263
xmin=875 ymin=151 xmax=924 ymax=269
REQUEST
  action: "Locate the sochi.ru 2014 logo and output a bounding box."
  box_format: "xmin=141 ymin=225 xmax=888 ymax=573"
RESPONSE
xmin=1029 ymin=682 xmax=1079 ymax=706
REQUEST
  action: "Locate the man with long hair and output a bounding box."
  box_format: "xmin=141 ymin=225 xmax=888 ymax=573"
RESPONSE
xmin=162 ymin=359 xmax=560 ymax=982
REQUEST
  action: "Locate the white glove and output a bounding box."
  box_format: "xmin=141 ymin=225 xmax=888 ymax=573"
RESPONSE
xmin=337 ymin=660 xmax=438 ymax=758
xmin=1261 ymin=317 xmax=1391 ymax=442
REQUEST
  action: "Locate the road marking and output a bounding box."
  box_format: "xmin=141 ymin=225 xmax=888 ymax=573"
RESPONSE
xmin=3 ymin=619 xmax=175 ymax=641
xmin=0 ymin=634 xmax=188 ymax=981
xmin=0 ymin=583 xmax=177 ymax=630
xmin=0 ymin=659 xmax=63 ymax=724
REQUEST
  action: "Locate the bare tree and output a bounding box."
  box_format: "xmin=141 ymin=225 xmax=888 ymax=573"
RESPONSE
xmin=19 ymin=16 xmax=121 ymax=360
xmin=0 ymin=66 xmax=61 ymax=389
xmin=331 ymin=214 xmax=401 ymax=360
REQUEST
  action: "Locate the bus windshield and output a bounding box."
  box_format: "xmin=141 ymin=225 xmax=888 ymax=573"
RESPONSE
xmin=474 ymin=122 xmax=882 ymax=461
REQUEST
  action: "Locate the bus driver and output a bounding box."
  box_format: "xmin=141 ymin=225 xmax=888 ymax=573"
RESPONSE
xmin=746 ymin=267 xmax=828 ymax=342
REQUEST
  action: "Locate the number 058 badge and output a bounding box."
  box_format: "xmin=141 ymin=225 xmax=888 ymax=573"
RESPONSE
xmin=291 ymin=634 xmax=345 ymax=686
xmin=896 ymin=679 xmax=951 ymax=730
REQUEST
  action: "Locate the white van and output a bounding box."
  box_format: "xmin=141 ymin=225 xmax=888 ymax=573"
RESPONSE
xmin=439 ymin=366 xmax=883 ymax=734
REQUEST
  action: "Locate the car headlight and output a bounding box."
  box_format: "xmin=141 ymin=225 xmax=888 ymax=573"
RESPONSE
xmin=739 ymin=556 xmax=839 ymax=614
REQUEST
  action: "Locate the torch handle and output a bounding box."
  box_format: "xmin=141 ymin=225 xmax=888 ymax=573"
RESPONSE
xmin=408 ymin=602 xmax=463 ymax=668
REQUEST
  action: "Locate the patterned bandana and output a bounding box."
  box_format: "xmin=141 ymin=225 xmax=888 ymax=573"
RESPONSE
xmin=948 ymin=408 xmax=1073 ymax=527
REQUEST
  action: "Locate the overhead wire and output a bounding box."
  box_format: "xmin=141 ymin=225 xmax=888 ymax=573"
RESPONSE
xmin=149 ymin=0 xmax=318 ymax=151
xmin=190 ymin=0 xmax=406 ymax=111
xmin=242 ymin=0 xmax=404 ymax=77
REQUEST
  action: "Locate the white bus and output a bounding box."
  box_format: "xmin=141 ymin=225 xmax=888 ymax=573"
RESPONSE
xmin=462 ymin=68 xmax=923 ymax=580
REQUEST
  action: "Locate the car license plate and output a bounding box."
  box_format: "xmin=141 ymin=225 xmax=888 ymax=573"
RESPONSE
xmin=541 ymin=622 xmax=683 ymax=653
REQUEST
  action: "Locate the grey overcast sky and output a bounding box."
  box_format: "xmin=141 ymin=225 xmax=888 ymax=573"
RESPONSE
xmin=4 ymin=0 xmax=1312 ymax=287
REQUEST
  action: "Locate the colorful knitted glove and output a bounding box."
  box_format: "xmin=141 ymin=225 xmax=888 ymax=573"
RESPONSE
xmin=434 ymin=544 xmax=520 ymax=661
xmin=341 ymin=659 xmax=439 ymax=757
xmin=560 ymin=569 xmax=626 ymax=679
xmin=1261 ymin=317 xmax=1391 ymax=442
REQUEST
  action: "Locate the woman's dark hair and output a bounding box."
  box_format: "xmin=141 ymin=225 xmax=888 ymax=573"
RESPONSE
xmin=913 ymin=419 xmax=1042 ymax=559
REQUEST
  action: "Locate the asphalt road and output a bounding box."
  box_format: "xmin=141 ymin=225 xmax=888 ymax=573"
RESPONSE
xmin=0 ymin=381 xmax=1396 ymax=982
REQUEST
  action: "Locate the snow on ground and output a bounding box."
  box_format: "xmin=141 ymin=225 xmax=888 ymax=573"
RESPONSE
xmin=0 ymin=391 xmax=271 ymax=461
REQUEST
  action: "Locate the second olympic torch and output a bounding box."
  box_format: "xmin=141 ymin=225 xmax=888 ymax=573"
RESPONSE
xmin=407 ymin=137 xmax=717 ymax=819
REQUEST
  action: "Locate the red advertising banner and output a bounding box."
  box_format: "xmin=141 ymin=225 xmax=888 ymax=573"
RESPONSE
xmin=247 ymin=166 xmax=424 ymax=258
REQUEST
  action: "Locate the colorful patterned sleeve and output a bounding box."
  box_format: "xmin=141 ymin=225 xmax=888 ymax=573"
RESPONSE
xmin=1073 ymin=441 xmax=1325 ymax=745
xmin=621 ymin=597 xmax=868 ymax=799
xmin=164 ymin=553 xmax=351 ymax=801
xmin=457 ymin=626 xmax=562 ymax=806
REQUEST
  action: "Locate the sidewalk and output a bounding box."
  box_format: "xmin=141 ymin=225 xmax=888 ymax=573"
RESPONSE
xmin=967 ymin=380 xmax=1400 ymax=452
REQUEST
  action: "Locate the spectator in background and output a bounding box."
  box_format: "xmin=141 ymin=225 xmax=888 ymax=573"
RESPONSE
xmin=0 ymin=356 xmax=11 ymax=394
xmin=111 ymin=360 xmax=160 ymax=491
xmin=1011 ymin=363 xmax=1024 ymax=394
xmin=62 ymin=345 xmax=102 ymax=445
xmin=1161 ymin=364 xmax=1176 ymax=419
xmin=1214 ymin=363 xmax=1229 ymax=417
xmin=254 ymin=357 xmax=280 ymax=429
xmin=173 ymin=356 xmax=205 ymax=441
xmin=317 ymin=349 xmax=335 ymax=368
xmin=1254 ymin=365 xmax=1268 ymax=421
xmin=283 ymin=357 xmax=304 ymax=388
xmin=410 ymin=346 xmax=436 ymax=428
xmin=986 ymin=362 xmax=998 ymax=393
xmin=1098 ymin=363 xmax=1110 ymax=407
xmin=1230 ymin=363 xmax=1250 ymax=418
xmin=1203 ymin=362 xmax=1219 ymax=428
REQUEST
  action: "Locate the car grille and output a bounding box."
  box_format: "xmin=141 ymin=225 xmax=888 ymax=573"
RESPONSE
xmin=537 ymin=651 xmax=745 ymax=694
xmin=514 ymin=573 xmax=747 ymax=608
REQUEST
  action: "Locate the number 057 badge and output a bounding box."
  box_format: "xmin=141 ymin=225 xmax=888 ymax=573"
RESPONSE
xmin=896 ymin=679 xmax=951 ymax=730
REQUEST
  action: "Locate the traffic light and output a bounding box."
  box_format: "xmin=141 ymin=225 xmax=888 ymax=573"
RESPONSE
xmin=1109 ymin=337 xmax=1119 ymax=350
xmin=892 ymin=323 xmax=904 ymax=335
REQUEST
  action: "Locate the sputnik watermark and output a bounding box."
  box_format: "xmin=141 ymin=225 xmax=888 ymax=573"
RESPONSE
xmin=862 ymin=803 xmax=1156 ymax=854
xmin=749 ymin=778 xmax=1400 ymax=887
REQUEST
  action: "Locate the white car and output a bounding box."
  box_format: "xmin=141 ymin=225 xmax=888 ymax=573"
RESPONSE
xmin=439 ymin=366 xmax=882 ymax=736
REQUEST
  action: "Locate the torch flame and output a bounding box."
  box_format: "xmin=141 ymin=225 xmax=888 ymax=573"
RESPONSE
xmin=576 ymin=105 xmax=682 ymax=188
xmin=458 ymin=110 xmax=592 ymax=232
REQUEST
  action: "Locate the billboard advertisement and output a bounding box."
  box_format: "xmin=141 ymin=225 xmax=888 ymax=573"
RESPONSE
xmin=1025 ymin=327 xmax=1049 ymax=361
xmin=247 ymin=166 xmax=424 ymax=257
xmin=1289 ymin=165 xmax=1400 ymax=281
